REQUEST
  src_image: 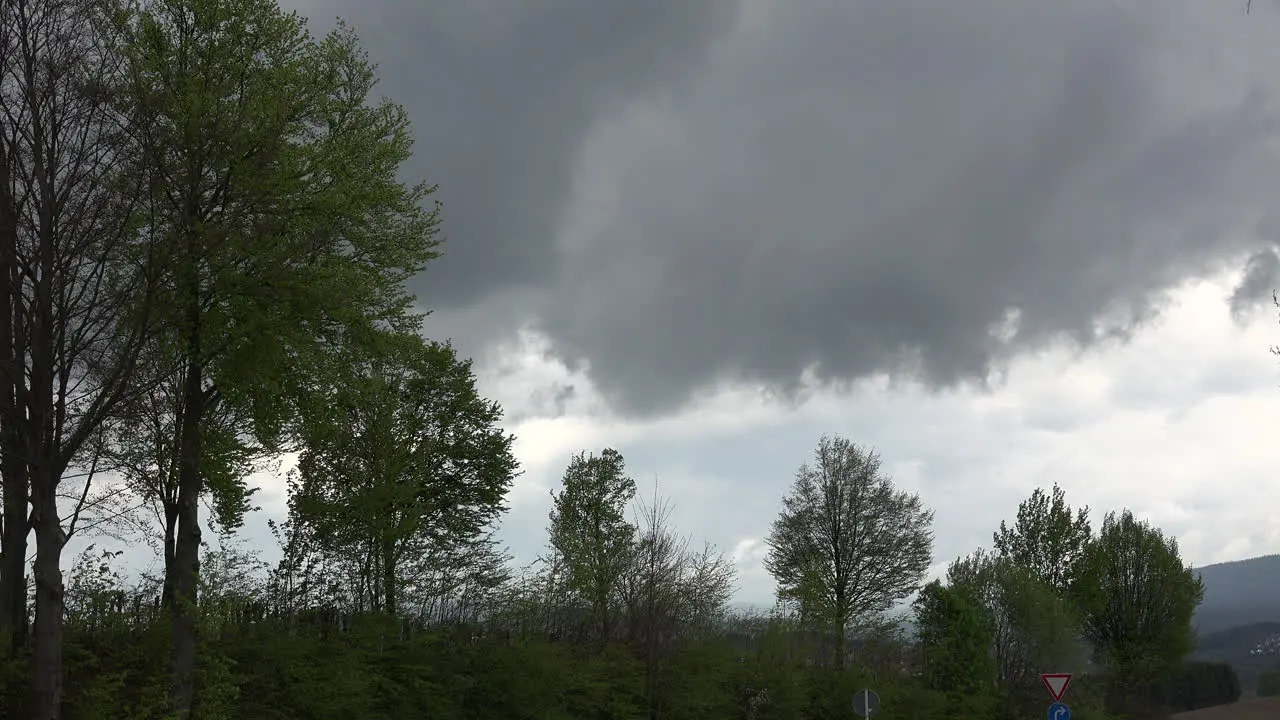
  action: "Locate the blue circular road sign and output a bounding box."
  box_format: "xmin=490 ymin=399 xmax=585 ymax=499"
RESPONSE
xmin=1048 ymin=701 xmax=1071 ymax=720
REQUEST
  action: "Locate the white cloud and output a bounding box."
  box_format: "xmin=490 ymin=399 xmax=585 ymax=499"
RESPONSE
xmin=470 ymin=267 xmax=1280 ymax=606
xmin=74 ymin=268 xmax=1280 ymax=610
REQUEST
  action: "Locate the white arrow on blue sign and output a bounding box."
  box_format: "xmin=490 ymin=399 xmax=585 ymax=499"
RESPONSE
xmin=1048 ymin=701 xmax=1070 ymax=720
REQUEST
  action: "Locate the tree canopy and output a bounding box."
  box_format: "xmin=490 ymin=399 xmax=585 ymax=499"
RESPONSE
xmin=764 ymin=435 xmax=934 ymax=668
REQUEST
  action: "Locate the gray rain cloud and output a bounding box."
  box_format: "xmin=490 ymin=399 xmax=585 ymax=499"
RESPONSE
xmin=295 ymin=0 xmax=1280 ymax=416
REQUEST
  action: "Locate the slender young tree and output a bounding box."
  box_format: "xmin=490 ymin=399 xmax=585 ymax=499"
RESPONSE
xmin=765 ymin=435 xmax=934 ymax=668
xmin=548 ymin=448 xmax=638 ymax=646
xmin=621 ymin=485 xmax=736 ymax=717
xmin=0 ymin=8 xmax=23 ymax=653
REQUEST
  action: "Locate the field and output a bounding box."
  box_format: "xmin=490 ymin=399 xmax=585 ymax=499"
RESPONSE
xmin=1171 ymin=696 xmax=1280 ymax=719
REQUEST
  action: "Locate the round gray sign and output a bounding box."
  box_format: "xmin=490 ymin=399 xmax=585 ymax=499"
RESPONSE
xmin=852 ymin=688 xmax=881 ymax=717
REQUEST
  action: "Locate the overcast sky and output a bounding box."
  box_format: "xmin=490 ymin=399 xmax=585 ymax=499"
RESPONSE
xmin=84 ymin=0 xmax=1280 ymax=608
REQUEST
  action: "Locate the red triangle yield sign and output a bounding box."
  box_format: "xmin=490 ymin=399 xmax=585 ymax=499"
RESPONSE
xmin=1041 ymin=673 xmax=1072 ymax=701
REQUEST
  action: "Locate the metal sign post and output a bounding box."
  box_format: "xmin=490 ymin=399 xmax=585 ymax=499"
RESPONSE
xmin=851 ymin=688 xmax=880 ymax=718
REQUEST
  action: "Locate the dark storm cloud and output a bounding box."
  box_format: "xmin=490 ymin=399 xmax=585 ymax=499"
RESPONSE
xmin=297 ymin=1 xmax=1280 ymax=415
xmin=531 ymin=2 xmax=1280 ymax=413
xmin=1230 ymin=247 xmax=1280 ymax=320
xmin=290 ymin=0 xmax=740 ymax=307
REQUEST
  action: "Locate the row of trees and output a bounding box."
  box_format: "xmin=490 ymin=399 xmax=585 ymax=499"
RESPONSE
xmin=5 ymin=426 xmax=1235 ymax=720
xmin=757 ymin=436 xmax=1221 ymax=718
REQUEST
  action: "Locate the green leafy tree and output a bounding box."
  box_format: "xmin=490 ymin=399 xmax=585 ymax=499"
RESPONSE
xmin=992 ymin=564 xmax=1090 ymax=716
xmin=548 ymin=448 xmax=638 ymax=645
xmin=289 ymin=331 xmax=518 ymax=617
xmin=947 ymin=550 xmax=1090 ymax=719
xmin=912 ymin=580 xmax=996 ymax=709
xmin=1073 ymin=509 xmax=1205 ymax=710
xmin=113 ymin=0 xmax=440 ymax=714
xmin=764 ymin=435 xmax=934 ymax=668
xmin=993 ymin=483 xmax=1092 ymax=595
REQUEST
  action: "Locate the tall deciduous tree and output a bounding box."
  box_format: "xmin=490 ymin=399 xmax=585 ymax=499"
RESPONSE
xmin=548 ymin=448 xmax=638 ymax=645
xmin=113 ymin=1 xmax=440 ymax=714
xmin=764 ymin=435 xmax=933 ymax=668
xmin=288 ymin=331 xmax=517 ymax=617
xmin=992 ymin=483 xmax=1092 ymax=595
xmin=1074 ymin=509 xmax=1204 ymax=700
xmin=0 ymin=1 xmax=165 ymax=715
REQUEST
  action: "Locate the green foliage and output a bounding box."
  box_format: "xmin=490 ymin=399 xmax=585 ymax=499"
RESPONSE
xmin=111 ymin=0 xmax=444 ymax=475
xmin=288 ymin=331 xmax=517 ymax=614
xmin=764 ymin=435 xmax=933 ymax=663
xmin=101 ymin=378 xmax=265 ymax=534
xmin=548 ymin=448 xmax=639 ymax=641
xmin=996 ymin=563 xmax=1089 ymax=674
xmin=993 ymin=483 xmax=1093 ymax=594
xmin=912 ymin=580 xmax=995 ymax=701
xmin=943 ymin=551 xmax=1092 ymax=719
xmin=1074 ymin=510 xmax=1205 ymax=687
xmin=0 ymin=497 xmax=1236 ymax=720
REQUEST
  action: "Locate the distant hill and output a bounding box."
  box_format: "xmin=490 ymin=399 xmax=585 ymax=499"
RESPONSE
xmin=1191 ymin=555 xmax=1280 ymax=694
xmin=1195 ymin=622 xmax=1280 ymax=657
xmin=1193 ymin=555 xmax=1280 ymax=636
xmin=1193 ymin=621 xmax=1280 ymax=692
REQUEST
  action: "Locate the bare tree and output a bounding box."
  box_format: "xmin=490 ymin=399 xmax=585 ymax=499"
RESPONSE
xmin=0 ymin=0 xmax=164 ymax=716
xmin=765 ymin=435 xmax=934 ymax=669
xmin=622 ymin=483 xmax=736 ymax=719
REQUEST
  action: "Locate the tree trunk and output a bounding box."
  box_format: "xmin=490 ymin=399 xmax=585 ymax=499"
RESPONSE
xmin=644 ymin=580 xmax=659 ymax=720
xmin=0 ymin=443 xmax=26 ymax=652
xmin=169 ymin=290 xmax=203 ymax=720
xmin=835 ymin=619 xmax=847 ymax=671
xmin=382 ymin=536 xmax=397 ymax=617
xmin=598 ymin=588 xmax=610 ymax=647
xmin=28 ymin=472 xmax=64 ymax=720
xmin=0 ymin=120 xmax=27 ymax=654
xmin=27 ymin=113 xmax=63 ymax=718
xmin=161 ymin=501 xmax=178 ymax=610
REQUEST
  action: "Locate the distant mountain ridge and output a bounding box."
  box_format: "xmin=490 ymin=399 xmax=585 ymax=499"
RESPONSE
xmin=730 ymin=553 xmax=1280 ymax=636
xmin=1192 ymin=554 xmax=1280 ymax=636
xmin=1193 ymin=621 xmax=1280 ymax=695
